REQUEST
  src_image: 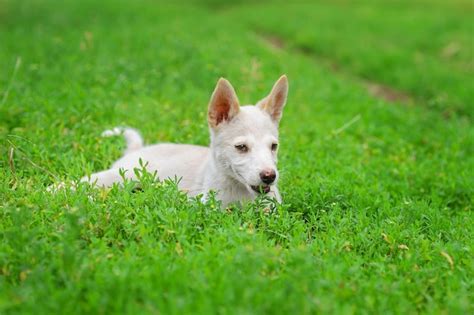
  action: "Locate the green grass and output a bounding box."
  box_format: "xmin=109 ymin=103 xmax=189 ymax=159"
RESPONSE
xmin=1 ymin=0 xmax=473 ymax=314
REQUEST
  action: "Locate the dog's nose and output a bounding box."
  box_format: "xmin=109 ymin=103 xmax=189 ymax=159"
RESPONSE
xmin=260 ymin=169 xmax=276 ymax=184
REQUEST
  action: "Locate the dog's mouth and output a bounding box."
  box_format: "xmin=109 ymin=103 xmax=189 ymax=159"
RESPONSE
xmin=251 ymin=185 xmax=271 ymax=194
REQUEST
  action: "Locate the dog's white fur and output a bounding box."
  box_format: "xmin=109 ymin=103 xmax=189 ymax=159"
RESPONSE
xmin=80 ymin=75 xmax=289 ymax=206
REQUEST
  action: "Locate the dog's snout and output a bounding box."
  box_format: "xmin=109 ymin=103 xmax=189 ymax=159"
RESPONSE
xmin=260 ymin=169 xmax=276 ymax=184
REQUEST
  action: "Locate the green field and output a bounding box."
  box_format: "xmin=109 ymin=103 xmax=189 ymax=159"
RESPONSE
xmin=1 ymin=0 xmax=473 ymax=314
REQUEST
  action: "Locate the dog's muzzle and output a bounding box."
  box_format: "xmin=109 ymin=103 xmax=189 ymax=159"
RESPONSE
xmin=251 ymin=185 xmax=271 ymax=194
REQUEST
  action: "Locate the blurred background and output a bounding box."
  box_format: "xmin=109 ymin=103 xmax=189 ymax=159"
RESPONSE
xmin=1 ymin=0 xmax=472 ymax=118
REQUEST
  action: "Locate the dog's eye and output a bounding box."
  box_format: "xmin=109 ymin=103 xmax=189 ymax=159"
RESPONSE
xmin=235 ymin=144 xmax=248 ymax=153
xmin=271 ymin=143 xmax=278 ymax=151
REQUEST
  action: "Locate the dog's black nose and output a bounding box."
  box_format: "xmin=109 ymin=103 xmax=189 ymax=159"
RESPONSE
xmin=260 ymin=169 xmax=276 ymax=184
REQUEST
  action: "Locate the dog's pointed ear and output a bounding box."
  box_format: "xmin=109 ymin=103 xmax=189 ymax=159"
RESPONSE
xmin=208 ymin=78 xmax=240 ymax=128
xmin=257 ymin=75 xmax=288 ymax=124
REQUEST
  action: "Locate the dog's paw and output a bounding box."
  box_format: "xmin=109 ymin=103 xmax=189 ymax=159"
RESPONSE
xmin=101 ymin=127 xmax=123 ymax=137
xmin=47 ymin=181 xmax=76 ymax=193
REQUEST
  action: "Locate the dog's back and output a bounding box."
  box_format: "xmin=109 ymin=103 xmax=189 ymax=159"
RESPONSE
xmin=112 ymin=144 xmax=210 ymax=194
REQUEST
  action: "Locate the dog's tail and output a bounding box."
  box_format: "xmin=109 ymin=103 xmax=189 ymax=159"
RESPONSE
xmin=102 ymin=127 xmax=144 ymax=154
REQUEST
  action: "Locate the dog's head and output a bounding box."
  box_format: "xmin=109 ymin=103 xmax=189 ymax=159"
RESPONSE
xmin=208 ymin=75 xmax=288 ymax=196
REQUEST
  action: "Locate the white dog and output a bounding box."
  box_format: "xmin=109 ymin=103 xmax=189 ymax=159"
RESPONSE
xmin=81 ymin=75 xmax=289 ymax=206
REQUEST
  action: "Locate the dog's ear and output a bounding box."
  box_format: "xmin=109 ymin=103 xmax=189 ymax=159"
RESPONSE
xmin=257 ymin=75 xmax=288 ymax=124
xmin=208 ymin=78 xmax=240 ymax=128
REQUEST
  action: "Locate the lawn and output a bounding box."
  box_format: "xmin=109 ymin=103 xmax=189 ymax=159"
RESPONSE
xmin=0 ymin=0 xmax=473 ymax=314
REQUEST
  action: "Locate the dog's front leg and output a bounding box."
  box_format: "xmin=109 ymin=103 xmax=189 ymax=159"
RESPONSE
xmin=271 ymin=187 xmax=282 ymax=203
xmin=81 ymin=168 xmax=131 ymax=188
